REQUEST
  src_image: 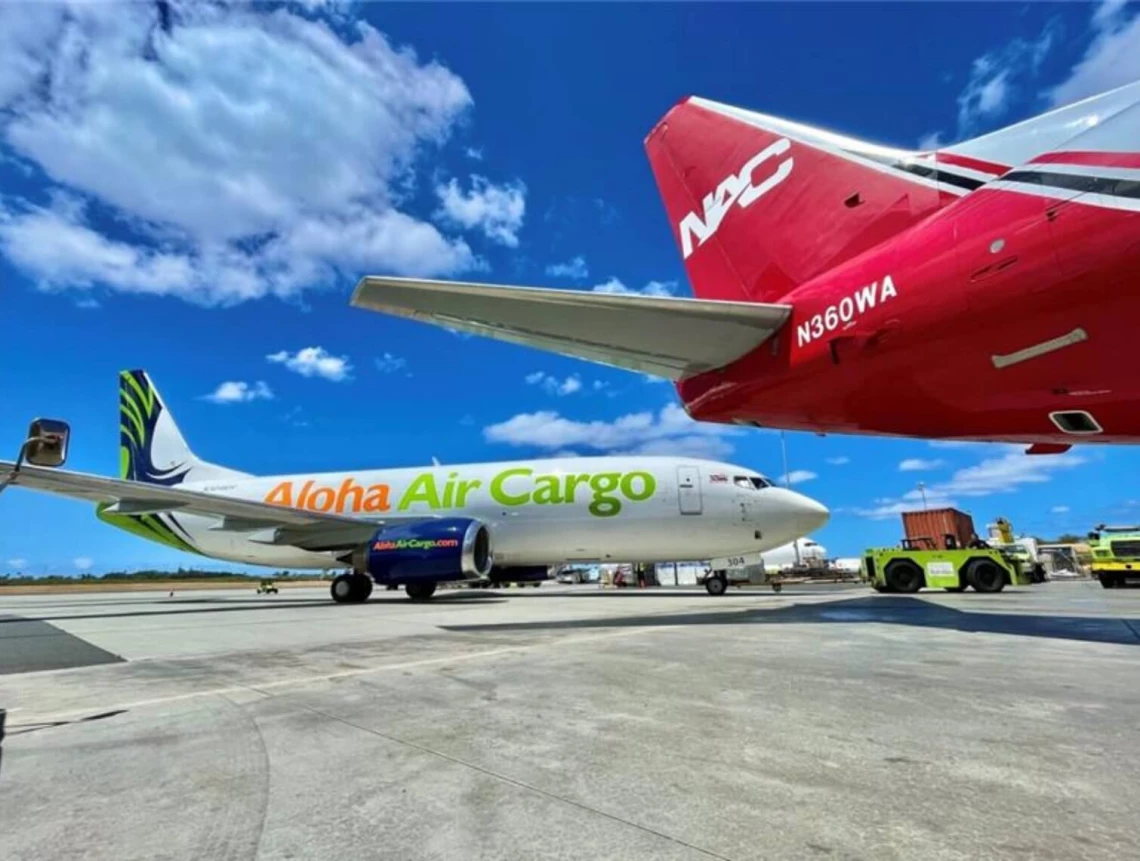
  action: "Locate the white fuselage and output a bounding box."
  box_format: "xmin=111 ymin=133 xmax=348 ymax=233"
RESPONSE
xmin=160 ymin=456 xmax=829 ymax=570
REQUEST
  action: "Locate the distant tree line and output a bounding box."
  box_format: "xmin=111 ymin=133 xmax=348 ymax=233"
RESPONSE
xmin=1031 ymin=534 xmax=1088 ymax=545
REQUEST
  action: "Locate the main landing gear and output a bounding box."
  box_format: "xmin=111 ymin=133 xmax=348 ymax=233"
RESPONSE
xmin=330 ymin=572 xmax=374 ymax=604
xmin=330 ymin=573 xmax=438 ymax=603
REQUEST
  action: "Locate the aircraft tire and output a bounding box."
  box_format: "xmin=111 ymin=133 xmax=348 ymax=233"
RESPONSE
xmin=965 ymin=558 xmax=1005 ymax=593
xmin=884 ymin=559 xmax=923 ymax=593
xmin=353 ymin=574 xmax=373 ymax=602
xmin=705 ymin=572 xmax=728 ymax=596
xmin=406 ymin=581 xmax=437 ymax=602
xmin=331 ymin=574 xmax=356 ymax=603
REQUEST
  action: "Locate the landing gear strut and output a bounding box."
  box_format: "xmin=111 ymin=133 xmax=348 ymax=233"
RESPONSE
xmin=330 ymin=572 xmax=374 ymax=604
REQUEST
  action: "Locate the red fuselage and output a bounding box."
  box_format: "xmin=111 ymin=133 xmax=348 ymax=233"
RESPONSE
xmin=677 ymin=178 xmax=1140 ymax=445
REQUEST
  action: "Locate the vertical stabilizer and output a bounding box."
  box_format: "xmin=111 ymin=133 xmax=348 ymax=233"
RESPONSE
xmin=118 ymin=370 xmax=249 ymax=485
xmin=645 ymin=97 xmax=960 ymax=304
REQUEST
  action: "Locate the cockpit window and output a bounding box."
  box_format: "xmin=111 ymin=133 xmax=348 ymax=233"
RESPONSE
xmin=735 ymin=475 xmax=774 ymax=490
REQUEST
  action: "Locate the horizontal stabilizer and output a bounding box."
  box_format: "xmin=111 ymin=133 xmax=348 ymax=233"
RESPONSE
xmin=351 ymin=276 xmax=791 ymax=379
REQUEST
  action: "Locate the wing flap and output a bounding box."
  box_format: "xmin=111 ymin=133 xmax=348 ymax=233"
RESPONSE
xmin=351 ymin=276 xmax=791 ymax=379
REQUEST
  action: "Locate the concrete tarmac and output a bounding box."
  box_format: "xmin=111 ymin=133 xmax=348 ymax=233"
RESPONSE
xmin=1 ymin=580 xmax=1138 ymax=861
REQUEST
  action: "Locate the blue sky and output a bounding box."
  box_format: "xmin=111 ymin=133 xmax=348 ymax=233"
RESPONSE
xmin=4 ymin=1 xmax=1140 ymax=575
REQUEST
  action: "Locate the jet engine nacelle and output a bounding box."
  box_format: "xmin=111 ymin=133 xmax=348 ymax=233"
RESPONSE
xmin=351 ymin=517 xmax=492 ymax=584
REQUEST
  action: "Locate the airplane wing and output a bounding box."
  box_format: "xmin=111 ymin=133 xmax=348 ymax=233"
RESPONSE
xmin=0 ymin=461 xmax=422 ymax=552
xmin=350 ymin=276 xmax=791 ymax=380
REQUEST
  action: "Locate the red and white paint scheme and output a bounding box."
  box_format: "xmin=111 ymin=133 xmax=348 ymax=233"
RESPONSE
xmin=352 ymin=80 xmax=1140 ymax=453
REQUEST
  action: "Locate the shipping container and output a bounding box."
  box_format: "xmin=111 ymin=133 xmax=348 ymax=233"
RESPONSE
xmin=902 ymin=508 xmax=976 ymax=551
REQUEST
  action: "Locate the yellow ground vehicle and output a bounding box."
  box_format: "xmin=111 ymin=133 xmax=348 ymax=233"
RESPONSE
xmin=863 ymin=540 xmax=1030 ymax=593
xmin=862 ymin=511 xmax=1035 ymax=593
xmin=1087 ymin=525 xmax=1140 ymax=588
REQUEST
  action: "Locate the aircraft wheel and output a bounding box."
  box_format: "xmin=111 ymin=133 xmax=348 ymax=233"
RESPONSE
xmin=405 ymin=581 xmax=437 ymax=602
xmin=705 ymin=572 xmax=728 ymax=596
xmin=965 ymin=558 xmax=1005 ymax=593
xmin=884 ymin=559 xmax=923 ymax=593
xmin=331 ymin=574 xmax=356 ymax=603
xmin=352 ymin=574 xmax=373 ymax=601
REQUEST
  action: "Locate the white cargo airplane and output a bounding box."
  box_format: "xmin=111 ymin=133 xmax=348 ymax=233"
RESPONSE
xmin=0 ymin=371 xmax=829 ymax=602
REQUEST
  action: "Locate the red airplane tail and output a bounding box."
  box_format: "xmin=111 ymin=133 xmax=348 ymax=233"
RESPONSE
xmin=645 ymin=97 xmax=960 ymax=305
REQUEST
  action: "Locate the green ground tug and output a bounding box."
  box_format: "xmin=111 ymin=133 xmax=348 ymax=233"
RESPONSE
xmin=862 ymin=508 xmax=1034 ymax=594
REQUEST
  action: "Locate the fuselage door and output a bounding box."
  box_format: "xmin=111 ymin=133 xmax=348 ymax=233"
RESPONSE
xmin=677 ymin=466 xmax=703 ymax=515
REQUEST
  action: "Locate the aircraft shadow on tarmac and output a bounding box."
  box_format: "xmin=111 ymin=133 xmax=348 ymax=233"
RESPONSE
xmin=0 ymin=592 xmax=508 ymax=624
xmin=440 ymin=596 xmax=1140 ymax=647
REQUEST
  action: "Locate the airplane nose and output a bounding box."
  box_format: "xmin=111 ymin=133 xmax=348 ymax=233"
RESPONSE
xmin=791 ymin=494 xmax=830 ymax=533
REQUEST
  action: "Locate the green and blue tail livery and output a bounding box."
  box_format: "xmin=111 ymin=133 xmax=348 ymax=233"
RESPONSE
xmin=102 ymin=370 xmax=248 ymax=553
xmin=119 ymin=370 xmax=192 ymax=486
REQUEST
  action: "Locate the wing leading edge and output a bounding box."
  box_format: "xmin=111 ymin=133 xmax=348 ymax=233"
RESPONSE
xmin=350 ymin=276 xmax=791 ymax=380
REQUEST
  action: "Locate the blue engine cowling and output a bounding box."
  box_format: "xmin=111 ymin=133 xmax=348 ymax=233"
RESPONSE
xmin=351 ymin=518 xmax=492 ymax=584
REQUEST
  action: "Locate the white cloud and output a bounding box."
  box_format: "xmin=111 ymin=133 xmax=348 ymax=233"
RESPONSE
xmin=464 ymin=146 xmax=484 ymax=161
xmin=825 ymin=456 xmax=850 ymax=466
xmin=73 ymin=556 xmax=93 ymax=571
xmin=525 ymin=371 xmax=582 ymax=396
xmin=917 ymin=131 xmax=946 ymax=152
xmin=1051 ymin=505 xmax=1070 ymax=514
xmin=628 ymin=435 xmax=735 ymax=460
xmin=786 ymin=470 xmax=818 ymax=485
xmin=928 ymin=440 xmax=977 ymax=449
xmin=955 ymin=20 xmax=1059 ymax=134
xmin=434 ymin=174 xmax=526 ymax=247
xmin=6 ymin=558 xmax=27 ymax=570
xmin=899 ymin=458 xmax=946 ymax=472
xmin=1048 ymin=1 xmax=1140 ymax=107
xmin=0 ymin=2 xmax=481 ymax=306
xmin=592 ymin=277 xmax=676 ymax=297
xmin=375 ymin=352 xmax=407 ymax=374
xmin=268 ymin=347 xmax=352 ymax=382
xmin=855 ymin=446 xmax=1085 ymax=519
xmin=484 ymin=402 xmax=737 ymax=460
xmin=282 ymin=405 xmax=309 ymax=428
xmin=203 ymin=381 xmax=274 ymax=404
xmin=545 ymin=255 xmax=588 ymax=279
